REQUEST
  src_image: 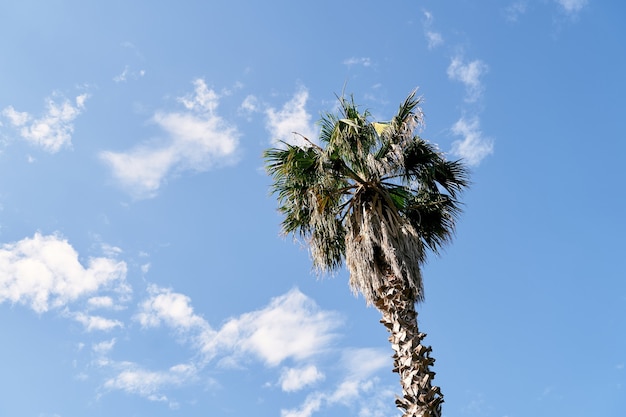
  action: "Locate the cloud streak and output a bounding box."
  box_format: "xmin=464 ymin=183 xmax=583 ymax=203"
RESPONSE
xmin=100 ymin=79 xmax=240 ymax=199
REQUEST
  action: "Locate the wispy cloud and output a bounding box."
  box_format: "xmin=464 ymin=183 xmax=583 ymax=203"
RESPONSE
xmin=555 ymin=0 xmax=588 ymax=14
xmin=343 ymin=57 xmax=372 ymax=67
xmin=265 ymin=87 xmax=317 ymax=147
xmin=426 ymin=31 xmax=444 ymax=50
xmin=0 ymin=233 xmax=129 ymax=313
xmin=1 ymin=92 xmax=88 ymax=153
xmin=423 ymin=10 xmax=444 ymax=49
xmin=93 ymin=338 xmax=117 ymax=356
xmin=447 ymin=56 xmax=489 ymax=102
xmin=240 ymin=94 xmax=260 ymax=113
xmin=103 ymin=362 xmax=198 ymax=407
xmin=102 ymin=287 xmax=342 ymax=403
xmin=279 ymin=365 xmax=325 ymax=392
xmin=0 ymin=236 xmax=389 ymax=414
xmin=505 ymin=1 xmax=528 ymax=21
xmin=113 ymin=65 xmax=146 ymax=83
xmin=87 ymin=295 xmax=121 ymax=310
xmin=8 ymin=255 xmax=392 ymax=416
xmin=280 ymin=348 xmax=394 ymax=417
xmin=69 ymin=311 xmax=124 ymax=332
xmin=100 ymin=79 xmax=240 ymax=199
xmin=450 ymin=116 xmax=494 ymax=166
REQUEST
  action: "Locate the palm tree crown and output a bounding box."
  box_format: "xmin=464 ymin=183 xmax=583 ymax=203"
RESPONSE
xmin=264 ymin=91 xmax=469 ymax=305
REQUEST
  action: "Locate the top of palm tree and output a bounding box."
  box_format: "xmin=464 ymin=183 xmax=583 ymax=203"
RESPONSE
xmin=264 ymin=91 xmax=469 ymax=304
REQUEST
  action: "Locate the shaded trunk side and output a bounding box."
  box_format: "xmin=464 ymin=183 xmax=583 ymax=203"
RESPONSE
xmin=374 ymin=275 xmax=443 ymax=417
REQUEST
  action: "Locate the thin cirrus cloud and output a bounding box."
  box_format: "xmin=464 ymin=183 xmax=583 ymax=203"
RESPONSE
xmin=100 ymin=78 xmax=240 ymax=199
xmin=1 ymin=92 xmax=88 ymax=153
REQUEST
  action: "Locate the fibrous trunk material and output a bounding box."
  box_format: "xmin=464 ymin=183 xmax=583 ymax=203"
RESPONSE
xmin=374 ymin=276 xmax=443 ymax=417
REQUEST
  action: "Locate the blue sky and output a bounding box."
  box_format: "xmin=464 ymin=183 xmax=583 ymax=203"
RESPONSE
xmin=1 ymin=1 xmax=624 ymax=416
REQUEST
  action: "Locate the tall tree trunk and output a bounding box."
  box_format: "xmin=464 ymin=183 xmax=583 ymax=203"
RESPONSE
xmin=374 ymin=275 xmax=444 ymax=417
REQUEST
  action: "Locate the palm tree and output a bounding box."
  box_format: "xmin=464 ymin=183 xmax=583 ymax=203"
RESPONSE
xmin=264 ymin=91 xmax=469 ymax=417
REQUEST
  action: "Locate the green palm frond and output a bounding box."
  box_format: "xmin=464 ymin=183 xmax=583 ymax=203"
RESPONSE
xmin=264 ymin=91 xmax=469 ymax=304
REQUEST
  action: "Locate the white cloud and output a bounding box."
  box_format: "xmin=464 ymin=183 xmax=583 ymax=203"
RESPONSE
xmin=426 ymin=32 xmax=444 ymax=49
xmin=450 ymin=116 xmax=494 ymax=166
xmin=87 ymin=296 xmax=115 ymax=310
xmin=0 ymin=233 xmax=129 ymax=313
xmin=70 ymin=311 xmax=123 ymax=332
xmin=280 ymin=365 xmax=324 ymax=392
xmin=265 ymin=88 xmax=318 ymax=147
xmin=280 ymin=349 xmax=393 ymax=417
xmin=555 ymin=0 xmax=587 ymax=14
xmin=423 ymin=10 xmax=444 ymax=49
xmin=447 ymin=56 xmax=488 ymax=102
xmin=343 ymin=57 xmax=372 ymax=67
xmin=100 ymin=79 xmax=240 ymax=199
xmin=110 ymin=287 xmax=340 ymax=400
xmin=282 ymin=393 xmax=324 ymax=417
xmin=100 ymin=243 xmax=122 ymax=257
xmin=104 ymin=362 xmax=198 ymax=404
xmin=91 ymin=286 xmax=397 ymax=417
xmin=93 ymin=338 xmax=116 ymax=355
xmin=211 ymin=289 xmax=341 ymax=366
xmin=240 ymin=95 xmax=260 ymax=114
xmin=1 ymin=93 xmax=88 ymax=153
xmin=113 ymin=65 xmax=146 ymax=82
xmin=135 ymin=284 xmax=210 ymax=332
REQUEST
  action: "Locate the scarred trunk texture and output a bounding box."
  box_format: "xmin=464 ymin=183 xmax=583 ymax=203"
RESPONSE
xmin=374 ymin=276 xmax=444 ymax=417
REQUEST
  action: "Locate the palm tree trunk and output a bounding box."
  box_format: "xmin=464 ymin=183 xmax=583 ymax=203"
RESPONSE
xmin=374 ymin=275 xmax=444 ymax=417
